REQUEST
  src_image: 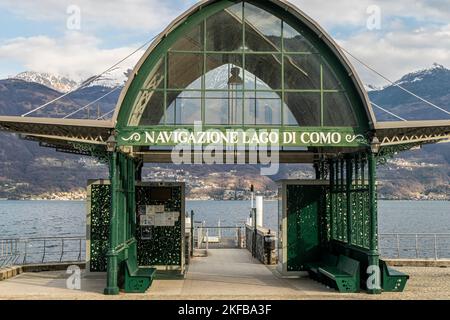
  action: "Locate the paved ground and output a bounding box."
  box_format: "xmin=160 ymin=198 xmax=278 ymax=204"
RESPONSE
xmin=0 ymin=249 xmax=449 ymax=300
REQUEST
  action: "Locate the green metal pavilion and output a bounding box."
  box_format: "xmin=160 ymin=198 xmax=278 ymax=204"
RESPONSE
xmin=0 ymin=0 xmax=449 ymax=294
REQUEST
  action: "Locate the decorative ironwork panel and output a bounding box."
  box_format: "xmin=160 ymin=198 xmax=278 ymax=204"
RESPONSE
xmin=350 ymin=186 xmax=371 ymax=249
xmin=135 ymin=186 xmax=183 ymax=266
xmin=326 ymin=155 xmax=374 ymax=250
xmin=320 ymin=189 xmax=332 ymax=244
xmin=89 ymin=184 xmax=183 ymax=272
xmin=286 ymin=185 xmax=322 ymax=271
xmin=89 ymin=184 xmax=111 ymax=272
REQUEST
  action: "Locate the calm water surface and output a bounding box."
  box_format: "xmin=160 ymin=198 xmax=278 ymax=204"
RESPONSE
xmin=0 ymin=200 xmax=449 ymax=238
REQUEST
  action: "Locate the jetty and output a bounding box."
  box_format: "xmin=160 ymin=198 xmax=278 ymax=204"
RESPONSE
xmin=1 ymin=249 xmax=450 ymax=300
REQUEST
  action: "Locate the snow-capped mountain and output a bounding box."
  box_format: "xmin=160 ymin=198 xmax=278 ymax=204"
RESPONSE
xmin=364 ymin=84 xmax=383 ymax=92
xmin=10 ymin=68 xmax=131 ymax=93
xmin=393 ymin=63 xmax=448 ymax=87
xmin=79 ymin=67 xmax=131 ymax=89
xmin=364 ymin=63 xmax=449 ymax=93
xmin=369 ymin=63 xmax=450 ymax=121
xmin=13 ymin=71 xmax=78 ymax=93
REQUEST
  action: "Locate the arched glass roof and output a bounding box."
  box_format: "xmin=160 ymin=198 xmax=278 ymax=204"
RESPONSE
xmin=117 ymin=0 xmax=373 ymax=131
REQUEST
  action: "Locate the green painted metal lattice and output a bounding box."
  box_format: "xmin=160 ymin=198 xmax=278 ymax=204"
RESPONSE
xmin=136 ymin=186 xmax=183 ymax=266
xmin=89 ymin=184 xmax=183 ymax=272
xmin=89 ymin=184 xmax=110 ymax=272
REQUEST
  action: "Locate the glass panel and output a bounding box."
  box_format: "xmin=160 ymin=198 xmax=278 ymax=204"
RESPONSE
xmin=166 ymin=91 xmax=202 ymax=125
xmin=138 ymin=91 xmax=165 ymax=126
xmin=132 ymin=3 xmax=357 ymax=129
xmin=131 ymin=58 xmax=165 ymax=126
xmin=323 ymin=92 xmax=357 ymax=127
xmin=244 ymin=3 xmax=282 ymax=52
xmin=205 ymin=54 xmax=243 ymax=90
xmin=283 ymin=22 xmax=317 ymax=53
xmin=322 ymin=58 xmax=345 ymax=90
xmin=167 ymin=53 xmax=203 ymax=89
xmin=170 ymin=23 xmax=204 ymax=51
xmin=205 ymin=91 xmax=243 ymax=125
xmin=206 ymin=3 xmax=243 ymax=52
xmin=283 ymin=92 xmax=320 ymax=126
xmin=285 ymin=54 xmax=321 ymax=90
xmin=245 ymin=91 xmax=282 ymax=125
xmin=245 ymin=54 xmax=282 ymax=90
xmin=141 ymin=58 xmax=165 ymax=91
xmin=284 ymin=102 xmax=297 ymax=126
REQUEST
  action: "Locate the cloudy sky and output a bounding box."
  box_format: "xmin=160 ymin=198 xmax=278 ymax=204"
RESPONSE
xmin=0 ymin=0 xmax=449 ymax=86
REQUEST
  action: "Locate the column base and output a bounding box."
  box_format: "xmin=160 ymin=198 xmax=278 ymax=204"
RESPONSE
xmin=104 ymin=287 xmax=120 ymax=295
xmin=367 ymin=251 xmax=382 ymax=294
xmin=367 ymin=288 xmax=382 ymax=295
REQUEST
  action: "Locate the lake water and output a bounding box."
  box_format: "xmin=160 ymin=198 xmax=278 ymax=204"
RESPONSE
xmin=0 ymin=200 xmax=449 ymax=238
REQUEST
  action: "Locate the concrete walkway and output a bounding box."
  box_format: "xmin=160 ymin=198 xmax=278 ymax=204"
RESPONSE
xmin=0 ymin=249 xmax=449 ymax=300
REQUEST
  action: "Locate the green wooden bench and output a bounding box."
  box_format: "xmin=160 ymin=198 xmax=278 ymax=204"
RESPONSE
xmin=124 ymin=259 xmax=156 ymax=293
xmin=318 ymin=255 xmax=360 ymax=293
xmin=380 ymin=260 xmax=409 ymax=292
xmin=306 ymin=253 xmax=338 ymax=280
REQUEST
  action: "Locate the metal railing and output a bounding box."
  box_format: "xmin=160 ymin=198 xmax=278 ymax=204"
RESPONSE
xmin=379 ymin=233 xmax=450 ymax=260
xmin=194 ymin=224 xmax=246 ymax=250
xmin=3 ymin=232 xmax=448 ymax=268
xmin=0 ymin=236 xmax=85 ymax=268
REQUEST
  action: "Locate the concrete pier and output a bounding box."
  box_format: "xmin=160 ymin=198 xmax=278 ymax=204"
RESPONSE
xmin=0 ymin=249 xmax=449 ymax=300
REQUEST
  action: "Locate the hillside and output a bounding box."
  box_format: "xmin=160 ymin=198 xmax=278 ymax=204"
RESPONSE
xmin=0 ymin=68 xmax=449 ymax=200
xmin=367 ymin=63 xmax=450 ymax=200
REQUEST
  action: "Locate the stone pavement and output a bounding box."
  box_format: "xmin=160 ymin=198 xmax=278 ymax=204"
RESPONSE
xmin=0 ymin=249 xmax=449 ymax=300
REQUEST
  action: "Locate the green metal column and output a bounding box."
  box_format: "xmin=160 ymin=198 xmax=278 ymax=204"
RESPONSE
xmin=314 ymin=162 xmax=320 ymax=180
xmin=368 ymin=152 xmax=381 ymax=294
xmin=340 ymin=159 xmax=345 ymax=241
xmin=130 ymin=159 xmax=137 ymax=239
xmin=329 ymin=160 xmax=335 ymax=240
xmin=345 ymin=157 xmax=353 ymax=246
xmin=135 ymin=160 xmax=143 ymax=181
xmin=122 ymin=155 xmax=138 ymax=272
xmin=104 ymin=151 xmax=120 ymax=295
xmin=120 ymin=154 xmax=127 ymax=249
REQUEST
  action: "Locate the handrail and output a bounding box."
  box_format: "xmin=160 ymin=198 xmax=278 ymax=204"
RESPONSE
xmin=0 ymin=236 xmax=85 ymax=268
xmin=379 ymin=233 xmax=450 ymax=260
xmin=199 ymin=226 xmax=245 ymax=229
xmin=194 ymin=225 xmax=246 ymax=250
xmin=0 ymin=235 xmax=85 ymax=241
xmin=380 ymin=233 xmax=450 ymax=236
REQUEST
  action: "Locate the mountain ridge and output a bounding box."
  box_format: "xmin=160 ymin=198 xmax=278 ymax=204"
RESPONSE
xmin=0 ymin=65 xmax=448 ymax=200
xmin=8 ymin=68 xmax=130 ymax=94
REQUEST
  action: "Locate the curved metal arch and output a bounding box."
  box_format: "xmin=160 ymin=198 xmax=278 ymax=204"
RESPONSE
xmin=113 ymin=0 xmax=376 ymax=130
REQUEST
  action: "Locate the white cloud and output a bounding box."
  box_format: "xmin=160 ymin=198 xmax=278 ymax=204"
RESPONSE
xmin=0 ymin=32 xmax=144 ymax=81
xmin=291 ymin=0 xmax=450 ymax=86
xmin=0 ymin=0 xmax=450 ymax=86
xmin=292 ymin=0 xmax=450 ymax=29
xmin=0 ymin=0 xmax=195 ymax=32
xmin=338 ymin=26 xmax=450 ymax=86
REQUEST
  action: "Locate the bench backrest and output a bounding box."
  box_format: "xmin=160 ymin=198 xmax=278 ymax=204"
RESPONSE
xmin=379 ymin=259 xmax=388 ymax=274
xmin=126 ymin=258 xmax=139 ymax=273
xmin=321 ymin=253 xmax=338 ymax=266
xmin=337 ymin=255 xmax=359 ymax=275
